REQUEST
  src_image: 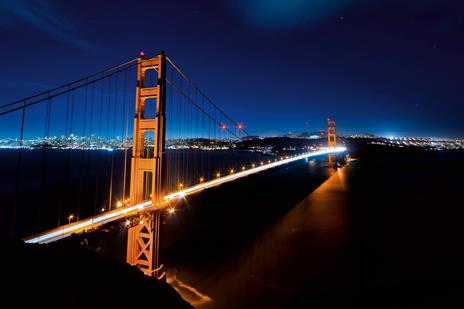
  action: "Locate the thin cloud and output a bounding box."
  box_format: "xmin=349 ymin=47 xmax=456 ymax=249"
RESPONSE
xmin=0 ymin=0 xmax=101 ymax=51
xmin=228 ymin=0 xmax=351 ymax=31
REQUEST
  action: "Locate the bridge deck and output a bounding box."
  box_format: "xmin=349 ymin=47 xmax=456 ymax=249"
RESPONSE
xmin=24 ymin=147 xmax=346 ymax=244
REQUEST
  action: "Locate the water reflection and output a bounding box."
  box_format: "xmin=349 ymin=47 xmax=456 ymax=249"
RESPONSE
xmin=167 ymin=270 xmax=214 ymax=308
xmin=170 ymin=166 xmax=349 ymax=308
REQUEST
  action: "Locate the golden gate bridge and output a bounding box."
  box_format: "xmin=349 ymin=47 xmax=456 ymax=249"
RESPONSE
xmin=0 ymin=52 xmax=345 ymax=278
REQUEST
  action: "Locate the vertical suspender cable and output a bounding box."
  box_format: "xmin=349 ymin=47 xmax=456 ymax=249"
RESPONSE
xmin=77 ymin=79 xmax=89 ymax=220
xmin=122 ymin=69 xmax=129 ymax=203
xmin=11 ymin=101 xmax=26 ymax=237
xmin=38 ymin=94 xmax=51 ymax=232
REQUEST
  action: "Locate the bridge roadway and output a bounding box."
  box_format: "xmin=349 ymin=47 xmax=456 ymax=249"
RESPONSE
xmin=24 ymin=147 xmax=346 ymax=244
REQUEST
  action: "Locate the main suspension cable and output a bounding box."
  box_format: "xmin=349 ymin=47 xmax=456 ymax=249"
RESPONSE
xmin=0 ymin=63 xmax=138 ymax=117
xmin=0 ymin=58 xmax=138 ymax=110
xmin=166 ymin=56 xmax=250 ymax=136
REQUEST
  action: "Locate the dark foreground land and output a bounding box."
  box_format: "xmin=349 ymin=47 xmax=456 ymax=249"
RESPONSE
xmin=0 ymin=237 xmax=192 ymax=308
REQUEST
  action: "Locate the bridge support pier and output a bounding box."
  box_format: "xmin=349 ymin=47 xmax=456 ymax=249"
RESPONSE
xmin=127 ymin=52 xmax=166 ymax=277
xmin=127 ymin=211 xmax=161 ymax=276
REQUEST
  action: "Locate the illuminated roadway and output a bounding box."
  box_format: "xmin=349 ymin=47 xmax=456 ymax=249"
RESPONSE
xmin=24 ymin=147 xmax=346 ymax=244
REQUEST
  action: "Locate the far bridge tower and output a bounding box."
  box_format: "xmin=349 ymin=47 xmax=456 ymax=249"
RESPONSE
xmin=327 ymin=118 xmax=337 ymax=167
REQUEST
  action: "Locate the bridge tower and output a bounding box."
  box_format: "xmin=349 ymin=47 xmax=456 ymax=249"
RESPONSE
xmin=327 ymin=118 xmax=337 ymax=166
xmin=127 ymin=52 xmax=166 ymax=277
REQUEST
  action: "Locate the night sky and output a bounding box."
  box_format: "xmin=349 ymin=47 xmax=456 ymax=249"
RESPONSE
xmin=1 ymin=0 xmax=463 ymax=137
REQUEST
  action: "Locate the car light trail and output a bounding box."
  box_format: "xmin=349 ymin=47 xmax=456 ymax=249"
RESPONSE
xmin=24 ymin=147 xmax=346 ymax=244
xmin=164 ymin=147 xmax=346 ymax=200
xmin=24 ymin=200 xmax=152 ymax=244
